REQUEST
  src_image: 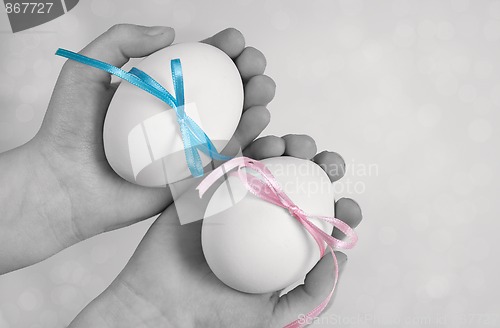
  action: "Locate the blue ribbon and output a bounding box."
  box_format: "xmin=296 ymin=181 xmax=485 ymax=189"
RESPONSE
xmin=55 ymin=48 xmax=231 ymax=177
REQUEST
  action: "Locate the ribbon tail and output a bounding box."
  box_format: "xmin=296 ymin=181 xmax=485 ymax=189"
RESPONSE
xmin=296 ymin=216 xmax=327 ymax=257
xmin=201 ymin=138 xmax=233 ymax=161
xmin=171 ymin=59 xmax=185 ymax=107
xmin=55 ymin=49 xmax=178 ymax=109
xmin=310 ymin=216 xmax=359 ymax=250
xmin=187 ymin=147 xmax=204 ymax=177
xmin=184 ymin=118 xmax=231 ymax=161
xmin=129 ymin=68 xmax=168 ymax=93
xmin=181 ymin=118 xmax=225 ymax=177
xmin=178 ymin=122 xmax=204 ymax=177
xmin=283 ymin=246 xmax=339 ymax=328
xmin=196 ymin=157 xmax=252 ymax=197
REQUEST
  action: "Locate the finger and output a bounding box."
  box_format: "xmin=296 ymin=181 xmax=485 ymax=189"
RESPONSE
xmin=333 ymin=198 xmax=362 ymax=239
xmin=273 ymin=252 xmax=348 ymax=326
xmin=282 ymin=134 xmax=317 ymax=160
xmin=243 ymin=75 xmax=276 ymax=109
xmin=235 ymin=46 xmax=267 ymax=81
xmin=202 ymin=28 xmax=246 ymax=59
xmin=222 ymin=106 xmax=271 ymax=156
xmin=243 ymin=136 xmax=285 ymax=160
xmin=234 ymin=106 xmax=271 ymax=148
xmin=61 ymin=24 xmax=175 ymax=86
xmin=313 ymin=151 xmax=346 ymax=182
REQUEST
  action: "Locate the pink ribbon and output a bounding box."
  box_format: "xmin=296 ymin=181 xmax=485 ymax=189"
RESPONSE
xmin=197 ymin=157 xmax=358 ymax=328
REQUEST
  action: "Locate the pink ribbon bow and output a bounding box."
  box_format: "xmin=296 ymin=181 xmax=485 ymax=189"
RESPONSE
xmin=197 ymin=157 xmax=358 ymax=328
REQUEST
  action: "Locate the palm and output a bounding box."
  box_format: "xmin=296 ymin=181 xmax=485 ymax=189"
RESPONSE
xmin=107 ymin=191 xmax=362 ymax=328
xmin=38 ymin=77 xmax=173 ymax=239
xmin=116 ymin=205 xmax=279 ymax=327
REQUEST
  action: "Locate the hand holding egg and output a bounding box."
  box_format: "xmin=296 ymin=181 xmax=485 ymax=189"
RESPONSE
xmin=103 ymin=42 xmax=244 ymax=187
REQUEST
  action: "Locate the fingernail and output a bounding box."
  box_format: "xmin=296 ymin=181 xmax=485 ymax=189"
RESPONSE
xmin=146 ymin=26 xmax=174 ymax=36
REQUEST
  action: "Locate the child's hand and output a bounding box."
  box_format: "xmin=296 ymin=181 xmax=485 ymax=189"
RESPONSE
xmin=0 ymin=24 xmax=275 ymax=273
xmin=68 ymin=136 xmax=362 ymax=328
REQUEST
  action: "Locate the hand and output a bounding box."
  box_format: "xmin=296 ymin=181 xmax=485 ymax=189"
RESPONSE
xmin=0 ymin=25 xmax=275 ymax=273
xmin=69 ymin=136 xmax=363 ymax=328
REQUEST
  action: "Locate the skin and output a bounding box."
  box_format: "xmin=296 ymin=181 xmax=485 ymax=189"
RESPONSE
xmin=0 ymin=25 xmax=362 ymax=326
xmin=0 ymin=25 xmax=277 ymax=273
xmin=69 ymin=141 xmax=362 ymax=328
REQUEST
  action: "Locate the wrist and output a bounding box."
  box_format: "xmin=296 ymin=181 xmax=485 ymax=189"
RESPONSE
xmin=69 ymin=279 xmax=186 ymax=328
xmin=0 ymin=137 xmax=76 ymax=273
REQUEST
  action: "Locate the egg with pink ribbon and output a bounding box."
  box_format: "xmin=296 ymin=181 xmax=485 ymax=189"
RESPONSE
xmin=200 ymin=156 xmax=335 ymax=294
xmin=103 ymin=42 xmax=243 ymax=187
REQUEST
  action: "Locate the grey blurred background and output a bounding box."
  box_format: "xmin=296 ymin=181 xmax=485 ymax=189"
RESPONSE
xmin=1 ymin=0 xmax=499 ymax=327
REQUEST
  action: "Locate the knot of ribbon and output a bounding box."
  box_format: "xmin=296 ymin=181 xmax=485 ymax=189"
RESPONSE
xmin=287 ymin=204 xmax=301 ymax=218
xmin=55 ymin=48 xmax=231 ymax=177
xmin=197 ymin=157 xmax=358 ymax=328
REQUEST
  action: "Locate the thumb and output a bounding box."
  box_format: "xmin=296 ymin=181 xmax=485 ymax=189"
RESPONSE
xmin=45 ymin=24 xmax=175 ymax=133
xmin=60 ymin=24 xmax=175 ymax=85
xmin=273 ymin=252 xmax=348 ymax=327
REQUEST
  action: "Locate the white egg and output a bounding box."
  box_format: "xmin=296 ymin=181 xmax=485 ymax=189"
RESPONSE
xmin=202 ymin=157 xmax=334 ymax=294
xmin=103 ymin=42 xmax=243 ymax=187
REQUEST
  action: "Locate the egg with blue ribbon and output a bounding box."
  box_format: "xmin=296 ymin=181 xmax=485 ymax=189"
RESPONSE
xmin=102 ymin=42 xmax=243 ymax=186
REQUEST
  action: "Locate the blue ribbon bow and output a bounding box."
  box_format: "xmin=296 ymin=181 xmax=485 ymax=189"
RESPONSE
xmin=55 ymin=48 xmax=231 ymax=178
